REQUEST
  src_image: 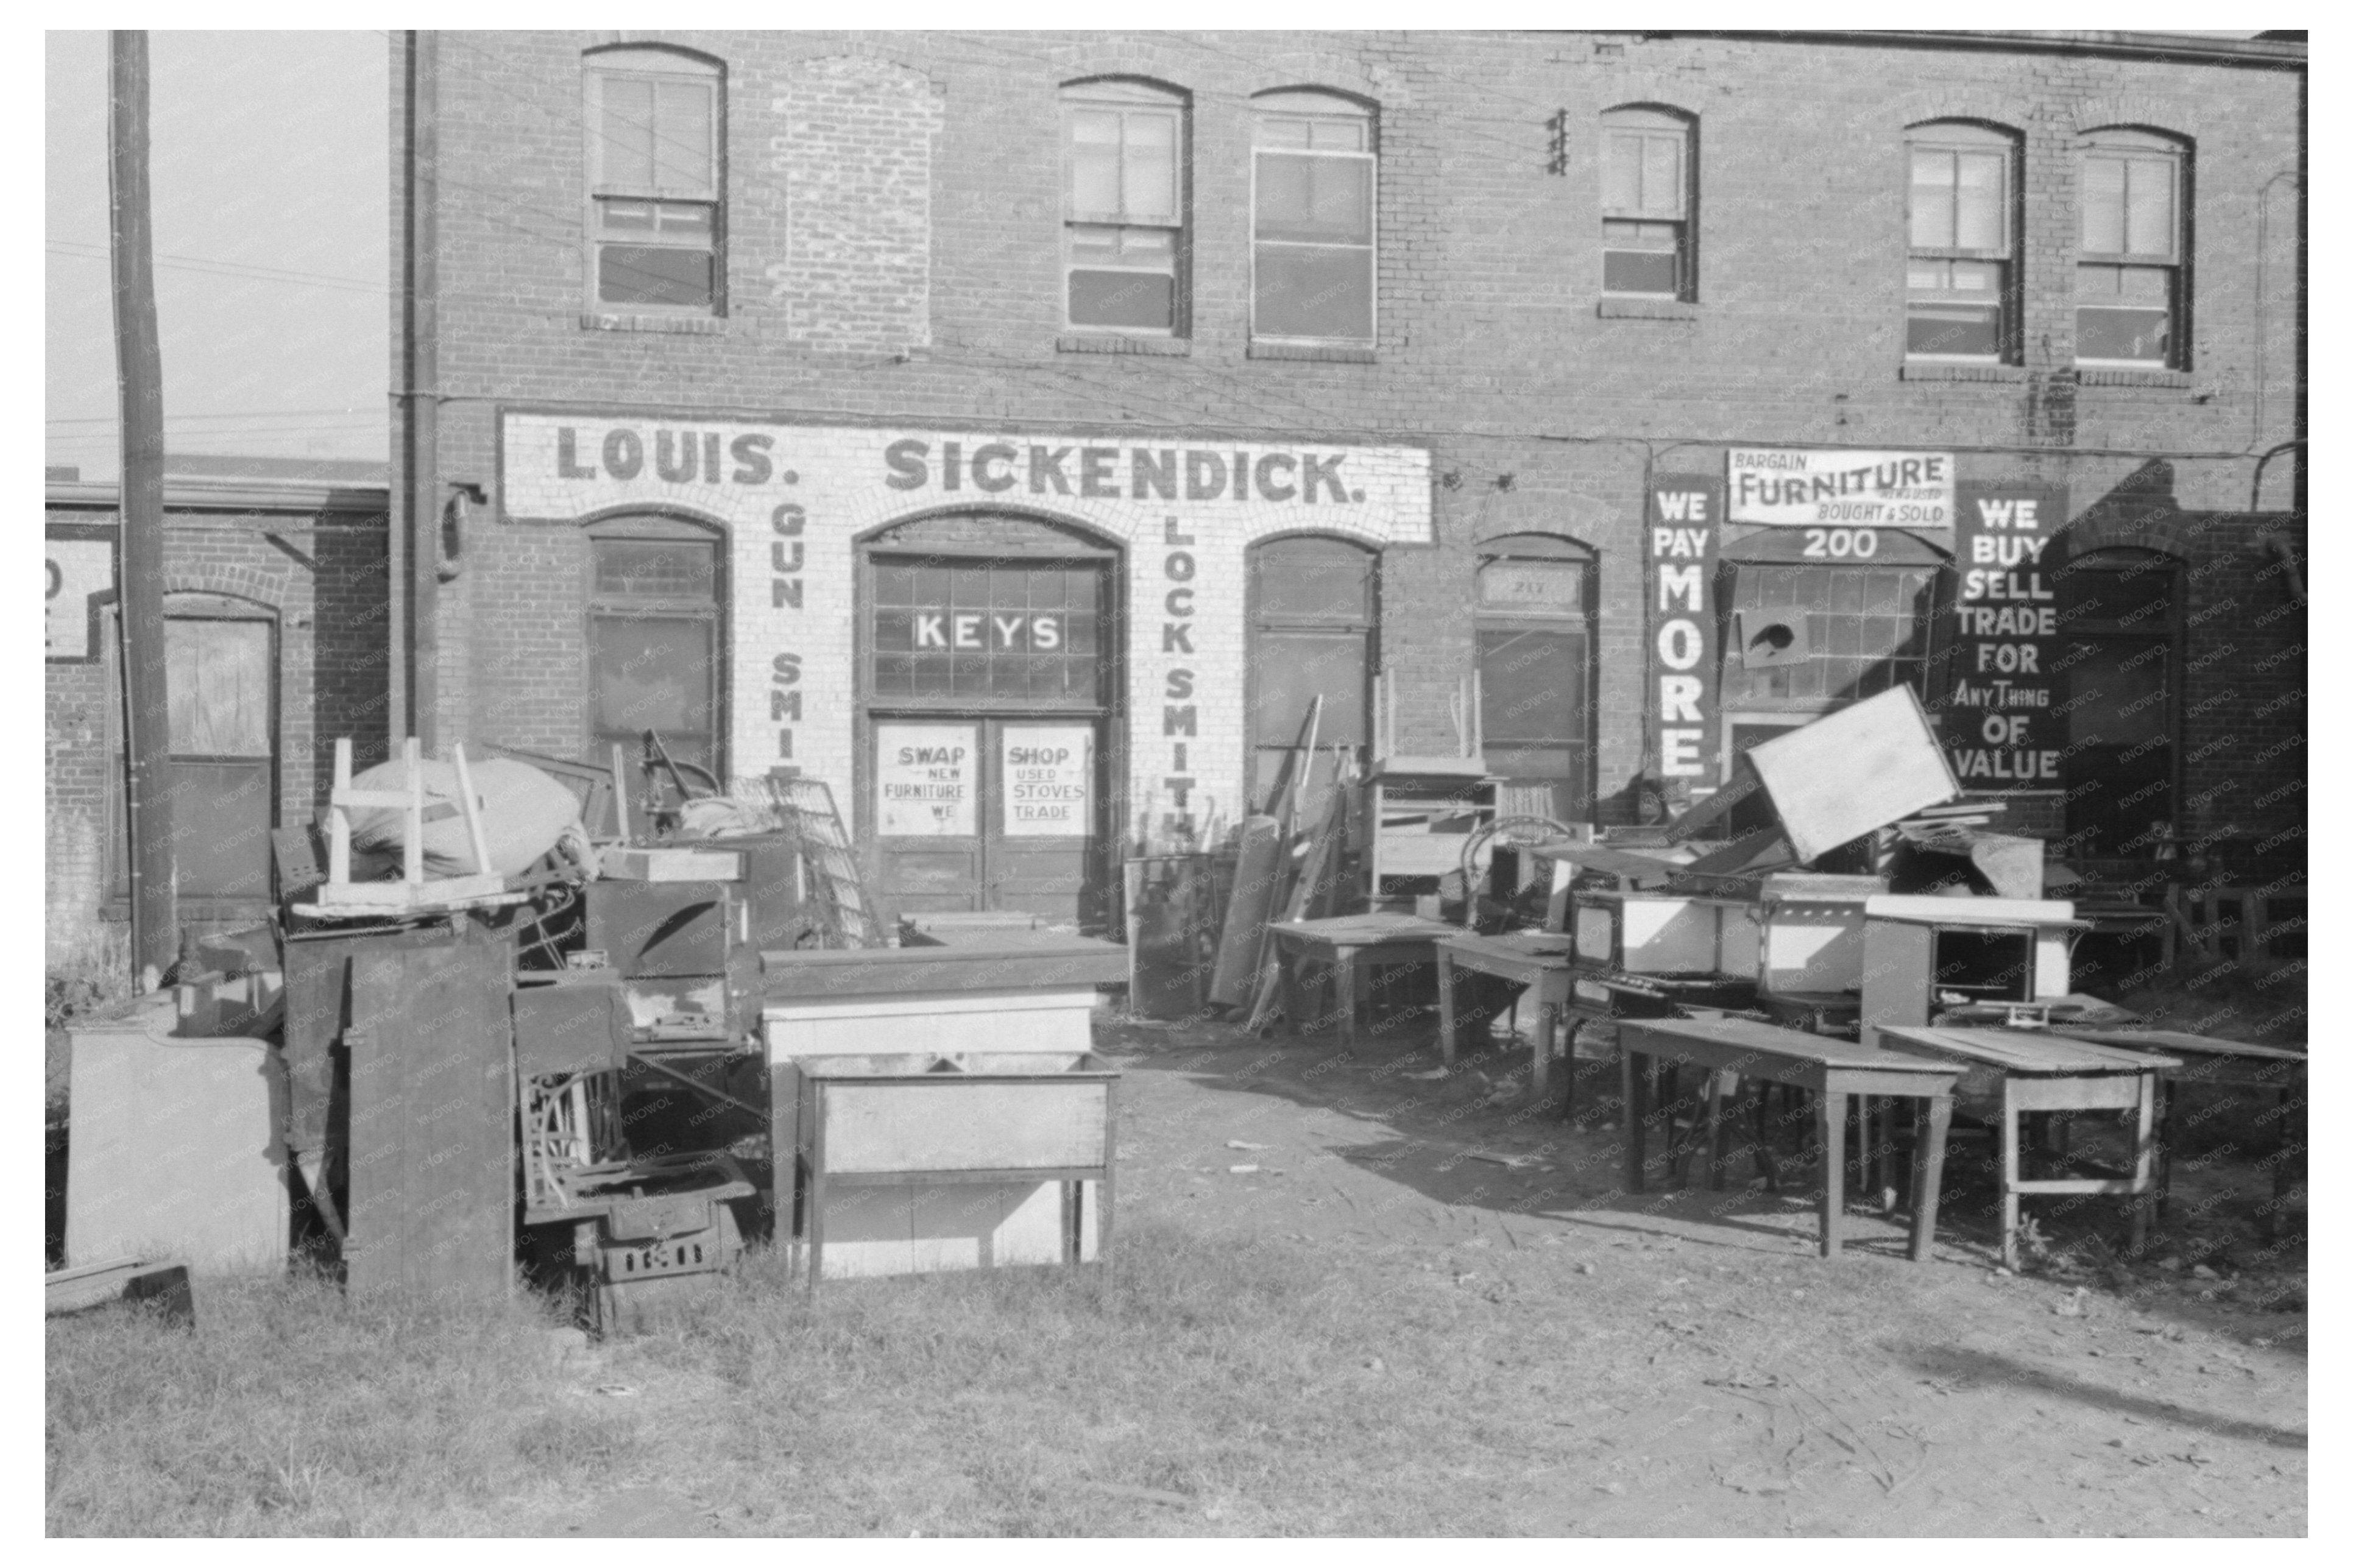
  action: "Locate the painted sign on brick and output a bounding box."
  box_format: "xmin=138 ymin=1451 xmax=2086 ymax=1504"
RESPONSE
xmin=1647 ymin=478 xmax=1723 ymax=780
xmin=500 ymin=412 xmax=1431 ymax=847
xmin=46 ymin=536 xmax=112 ymax=662
xmin=1728 ymin=448 xmax=1955 ymax=529
xmin=1944 ymin=481 xmax=2068 ymax=788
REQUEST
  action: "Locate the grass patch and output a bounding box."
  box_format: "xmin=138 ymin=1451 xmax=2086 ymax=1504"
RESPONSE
xmin=49 ymin=1222 xmax=1612 ymax=1536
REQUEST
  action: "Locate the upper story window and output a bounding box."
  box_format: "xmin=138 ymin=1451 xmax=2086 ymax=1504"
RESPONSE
xmin=2079 ymin=130 xmax=2188 ymax=369
xmin=1906 ymin=121 xmax=2019 ymax=363
xmin=585 ymin=47 xmax=723 ymax=313
xmin=1601 ymin=106 xmax=1694 ymax=300
xmin=1063 ymin=80 xmax=1186 ymax=336
xmin=1251 ymin=90 xmax=1376 ymax=345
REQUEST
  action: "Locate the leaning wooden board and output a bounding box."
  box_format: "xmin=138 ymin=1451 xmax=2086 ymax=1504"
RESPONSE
xmin=343 ymin=930 xmax=516 ymax=1299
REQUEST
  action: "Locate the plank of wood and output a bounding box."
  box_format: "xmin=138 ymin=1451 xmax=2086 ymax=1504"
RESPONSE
xmin=1878 ymin=1025 xmax=2180 ymax=1074
xmin=344 ymin=930 xmax=515 ymax=1300
xmin=599 ymin=845 xmax=746 ymax=881
xmin=821 ymin=1081 xmax=1109 ymax=1173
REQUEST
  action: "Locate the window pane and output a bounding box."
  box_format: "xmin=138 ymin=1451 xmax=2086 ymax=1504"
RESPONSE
xmin=166 ymin=619 xmax=272 ymax=756
xmin=1477 ymin=628 xmax=1587 ymax=745
xmin=598 ymin=198 xmax=656 ymax=233
xmin=1604 ymin=132 xmax=1643 ymax=212
xmin=593 ymin=615 xmax=713 ymax=745
xmin=599 ymin=75 xmax=657 ymax=189
xmin=1070 ymin=111 xmax=1121 ymax=214
xmin=654 ymin=79 xmax=712 ymax=192
xmin=1309 ymin=117 xmax=1367 ymax=152
xmin=1954 ymin=151 xmax=2004 ymax=250
xmin=1254 ymin=242 xmax=1373 ymax=340
xmin=1255 ymin=153 xmax=1370 ymax=244
xmin=1910 ymin=149 xmax=1955 ymax=249
xmin=599 ymin=243 xmax=713 ymax=307
xmin=2082 ymin=155 xmax=2126 ymax=253
xmin=2126 ymin=158 xmax=2174 ymax=258
xmin=657 ymin=202 xmax=711 ymax=235
xmin=1642 ymin=133 xmax=1682 ymax=217
xmin=1069 ymin=267 xmax=1175 ymax=330
xmin=1908 ymin=302 xmax=2000 ymax=358
xmin=1250 ymin=632 xmax=1369 ymax=747
xmin=2078 ymin=305 xmax=2171 ymax=364
xmin=1908 ymin=259 xmax=1948 ymax=292
xmin=1603 ymin=244 xmax=1679 ymax=296
xmin=1069 ymin=224 xmax=1120 ymax=263
xmin=1255 ymin=116 xmax=1314 ymax=149
xmin=595 ymin=539 xmax=715 ymax=599
xmin=2062 ymin=641 xmax=2167 ymax=749
xmin=1118 ymin=227 xmax=1175 ymax=264
xmin=1947 ymin=258 xmax=2001 ymax=294
xmin=1256 ymin=539 xmax=1371 ymax=621
xmin=1123 ymin=112 xmax=1176 ymax=221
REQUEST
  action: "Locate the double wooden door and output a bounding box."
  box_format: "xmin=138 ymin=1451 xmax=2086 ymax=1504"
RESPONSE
xmin=871 ymin=715 xmax=1104 ymax=927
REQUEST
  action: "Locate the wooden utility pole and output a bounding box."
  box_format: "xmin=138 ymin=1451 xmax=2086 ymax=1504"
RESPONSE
xmin=108 ymin=29 xmax=175 ymax=990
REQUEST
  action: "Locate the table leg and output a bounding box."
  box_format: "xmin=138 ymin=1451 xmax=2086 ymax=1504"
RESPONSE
xmin=1705 ymin=1072 xmax=1729 ymax=1192
xmin=1277 ymin=944 xmax=1301 ymax=1035
xmin=2155 ymin=1078 xmax=2176 ymax=1221
xmin=1909 ymin=1094 xmax=1953 ymax=1263
xmin=1998 ymin=1097 xmax=2022 ymax=1271
xmin=1532 ymin=1000 xmax=1555 ymax=1102
xmin=1335 ymin=952 xmax=1360 ymax=1048
xmin=1621 ymin=1047 xmax=1647 ymax=1193
xmin=1818 ymin=1087 xmax=1846 ymax=1260
xmin=1437 ymin=952 xmax=1458 ymax=1068
xmin=2262 ymin=1084 xmax=2292 ymax=1245
xmin=1558 ymin=1012 xmax=1579 ymax=1125
xmin=2129 ymin=1073 xmax=2156 ymax=1259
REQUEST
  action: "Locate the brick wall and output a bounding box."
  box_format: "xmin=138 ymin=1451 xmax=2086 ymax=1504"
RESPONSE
xmin=43 ymin=499 xmax=390 ymax=961
xmin=406 ymin=30 xmax=2302 ymax=863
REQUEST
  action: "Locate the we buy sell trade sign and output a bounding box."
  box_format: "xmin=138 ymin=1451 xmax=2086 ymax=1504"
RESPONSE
xmin=1942 ymin=482 xmax=2069 ymax=788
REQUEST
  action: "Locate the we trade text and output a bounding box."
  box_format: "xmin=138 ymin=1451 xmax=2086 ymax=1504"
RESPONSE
xmin=883 ymin=440 xmax=1366 ymax=504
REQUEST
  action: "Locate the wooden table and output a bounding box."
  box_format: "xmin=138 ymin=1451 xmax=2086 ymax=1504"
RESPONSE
xmin=1435 ymin=931 xmax=1578 ymax=1104
xmin=1269 ymin=913 xmax=1460 ymax=1047
xmin=1616 ymin=1015 xmax=1964 ymax=1262
xmin=2048 ymin=1026 xmax=2306 ymax=1239
xmin=1877 ymin=1026 xmax=2181 ymax=1268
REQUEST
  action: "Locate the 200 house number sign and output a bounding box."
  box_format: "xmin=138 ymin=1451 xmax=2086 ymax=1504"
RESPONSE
xmin=1800 ymin=528 xmax=1879 ymax=559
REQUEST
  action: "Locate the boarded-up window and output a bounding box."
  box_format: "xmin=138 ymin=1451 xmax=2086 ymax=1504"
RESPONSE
xmin=108 ymin=604 xmax=277 ymax=904
xmin=1476 ymin=542 xmax=1593 ymax=822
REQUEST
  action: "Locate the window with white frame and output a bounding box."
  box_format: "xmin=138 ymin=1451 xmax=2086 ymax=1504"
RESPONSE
xmin=1251 ymin=90 xmax=1376 ymax=344
xmin=1063 ymin=80 xmax=1186 ymax=334
xmin=1906 ymin=121 xmax=2018 ymax=362
xmin=2078 ymin=130 xmax=2188 ymax=369
xmin=585 ymin=47 xmax=722 ymax=312
xmin=1601 ymin=106 xmax=1694 ymax=299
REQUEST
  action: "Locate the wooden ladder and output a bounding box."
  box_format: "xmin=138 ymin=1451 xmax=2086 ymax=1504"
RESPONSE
xmin=765 ymin=775 xmax=885 ymax=948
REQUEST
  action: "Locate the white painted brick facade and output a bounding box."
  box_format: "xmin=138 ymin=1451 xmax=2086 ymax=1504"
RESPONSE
xmin=502 ymin=412 xmax=1430 ymax=844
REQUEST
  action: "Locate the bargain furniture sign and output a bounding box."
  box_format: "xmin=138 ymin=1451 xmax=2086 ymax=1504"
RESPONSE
xmin=1728 ymin=448 xmax=1955 ymax=530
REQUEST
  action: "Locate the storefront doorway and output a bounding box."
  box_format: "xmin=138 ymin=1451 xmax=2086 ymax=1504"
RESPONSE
xmin=859 ymin=515 xmax=1120 ymax=928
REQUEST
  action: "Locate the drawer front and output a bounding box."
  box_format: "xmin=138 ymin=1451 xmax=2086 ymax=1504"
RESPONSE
xmin=819 ymin=1081 xmax=1109 ymax=1173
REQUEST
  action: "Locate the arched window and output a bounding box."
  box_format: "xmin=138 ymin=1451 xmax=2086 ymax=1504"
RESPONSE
xmin=1251 ymin=90 xmax=1376 ymax=345
xmin=2078 ymin=129 xmax=2190 ymax=369
xmin=586 ymin=513 xmax=724 ymax=783
xmin=1601 ymin=106 xmax=1696 ymax=301
xmin=584 ymin=46 xmax=724 ymax=313
xmin=1247 ymin=535 xmax=1376 ymax=813
xmin=1062 ymin=79 xmax=1187 ymax=336
xmin=1475 ymin=536 xmax=1596 ymax=822
xmin=1906 ymin=121 xmax=2020 ymax=363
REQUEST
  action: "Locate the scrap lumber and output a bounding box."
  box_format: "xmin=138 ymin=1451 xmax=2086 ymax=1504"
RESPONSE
xmin=46 ymin=1257 xmax=193 ymax=1326
xmin=1208 ymin=817 xmax=1284 ymax=1007
xmin=1244 ymin=749 xmax=1354 ymax=1033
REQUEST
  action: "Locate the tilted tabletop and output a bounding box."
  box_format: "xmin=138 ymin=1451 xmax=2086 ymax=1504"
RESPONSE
xmin=2044 ymin=1026 xmax=2305 ymax=1065
xmin=1618 ymin=1013 xmax=1962 ymax=1077
xmin=1877 ymin=1025 xmax=2182 ymax=1075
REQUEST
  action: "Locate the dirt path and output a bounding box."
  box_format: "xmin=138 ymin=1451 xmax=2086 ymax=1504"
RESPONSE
xmin=1098 ymin=1007 xmax=2306 ymax=1536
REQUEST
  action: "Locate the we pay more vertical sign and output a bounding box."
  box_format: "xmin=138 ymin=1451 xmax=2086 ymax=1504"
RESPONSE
xmin=1944 ymin=482 xmax=2069 ymax=787
xmin=1649 ymin=478 xmax=1723 ymax=782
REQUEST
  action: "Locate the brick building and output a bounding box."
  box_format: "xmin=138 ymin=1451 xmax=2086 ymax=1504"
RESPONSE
xmin=372 ymin=28 xmax=2304 ymax=931
xmin=45 ymin=470 xmax=392 ymax=959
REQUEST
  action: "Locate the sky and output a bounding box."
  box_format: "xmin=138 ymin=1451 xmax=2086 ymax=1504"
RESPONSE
xmin=45 ymin=30 xmax=390 ymax=481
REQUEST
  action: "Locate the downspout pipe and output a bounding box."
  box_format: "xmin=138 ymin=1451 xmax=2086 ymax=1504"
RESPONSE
xmin=397 ymin=30 xmax=440 ymax=751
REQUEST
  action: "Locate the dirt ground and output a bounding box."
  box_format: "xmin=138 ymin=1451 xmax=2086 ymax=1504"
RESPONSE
xmin=1076 ymin=999 xmax=2307 ymax=1537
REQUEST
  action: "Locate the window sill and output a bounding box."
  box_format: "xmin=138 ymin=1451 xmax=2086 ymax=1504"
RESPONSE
xmin=1248 ymin=341 xmax=1376 ymax=364
xmin=1056 ymin=334 xmax=1191 ymax=357
xmin=2075 ymin=366 xmax=2193 ymax=389
xmin=1596 ymin=297 xmax=1699 ymax=320
xmin=1900 ymin=362 xmax=2027 ymax=383
xmin=579 ymin=312 xmax=726 ymax=336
